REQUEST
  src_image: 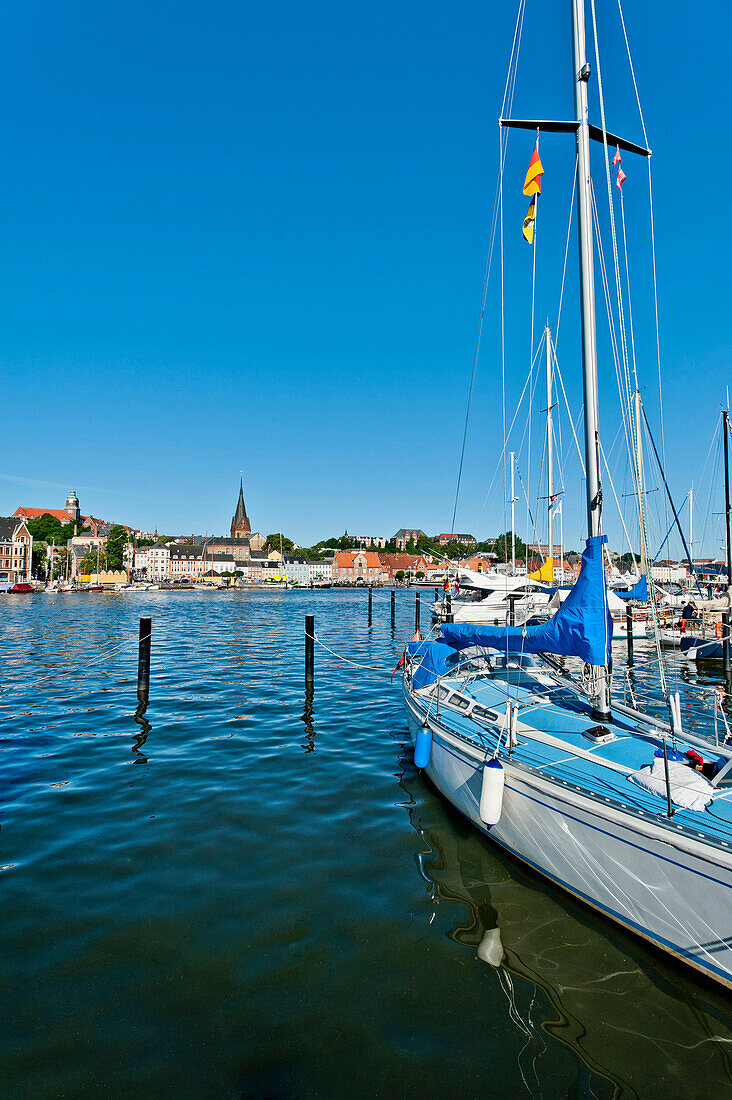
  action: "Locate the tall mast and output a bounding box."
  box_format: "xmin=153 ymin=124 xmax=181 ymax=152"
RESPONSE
xmin=723 ymin=410 xmax=731 ymax=674
xmin=546 ymin=324 xmax=554 ymax=577
xmin=572 ymin=0 xmax=610 ymax=718
xmin=572 ymin=0 xmax=601 ymax=537
xmin=510 ymin=452 xmax=516 ymax=574
xmin=634 ymin=390 xmax=648 ymax=577
xmin=689 ymin=485 xmax=694 ymax=569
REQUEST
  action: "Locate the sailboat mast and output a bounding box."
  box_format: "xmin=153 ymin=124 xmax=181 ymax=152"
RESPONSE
xmin=571 ymin=0 xmax=602 ymax=538
xmin=546 ymin=324 xmax=554 ymax=576
xmin=572 ymin=0 xmax=610 ymax=718
xmin=510 ymin=452 xmax=516 ymax=574
xmin=689 ymin=485 xmax=694 ymax=571
xmin=723 ymin=410 xmax=731 ymax=675
xmin=634 ymin=390 xmax=649 ymax=576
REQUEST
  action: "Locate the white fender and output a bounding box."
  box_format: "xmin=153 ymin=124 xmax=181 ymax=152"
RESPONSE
xmin=479 ymin=757 xmax=504 ymax=826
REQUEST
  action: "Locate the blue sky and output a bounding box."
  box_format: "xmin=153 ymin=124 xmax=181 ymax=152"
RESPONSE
xmin=0 ymin=1 xmax=729 ymax=556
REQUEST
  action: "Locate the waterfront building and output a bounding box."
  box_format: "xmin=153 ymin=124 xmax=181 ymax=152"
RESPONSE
xmin=134 ymin=541 xmax=171 ymax=581
xmin=0 ymin=517 xmax=32 ymax=584
xmin=392 ymin=528 xmax=426 ymax=551
xmin=379 ymin=553 xmax=432 ymax=583
xmin=333 ymin=550 xmax=382 ymax=585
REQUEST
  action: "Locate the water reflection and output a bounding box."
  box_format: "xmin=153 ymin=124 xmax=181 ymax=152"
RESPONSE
xmin=132 ymin=698 xmax=151 ymax=763
xmin=301 ymin=683 xmax=316 ymax=754
xmin=400 ymin=763 xmax=732 ymax=1097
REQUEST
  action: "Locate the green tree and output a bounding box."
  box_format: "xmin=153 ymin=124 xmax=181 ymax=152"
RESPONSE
xmin=493 ymin=531 xmax=527 ymax=564
xmin=31 ymin=541 xmax=47 ymax=578
xmin=105 ymin=525 xmax=128 ymax=570
xmin=416 ymin=535 xmax=436 ymax=555
xmin=416 ymin=570 xmax=425 ymax=579
xmin=263 ymin=532 xmax=295 ymax=554
xmin=395 ymin=569 xmax=405 ymax=584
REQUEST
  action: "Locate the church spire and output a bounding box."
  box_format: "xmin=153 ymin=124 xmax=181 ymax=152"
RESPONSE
xmin=231 ymin=473 xmax=251 ymax=538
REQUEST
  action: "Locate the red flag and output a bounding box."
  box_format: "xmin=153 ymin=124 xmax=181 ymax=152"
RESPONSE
xmin=616 ymin=166 xmax=627 ymax=190
xmin=390 ymin=631 xmax=422 ymax=682
xmin=612 ymin=145 xmax=621 ymax=167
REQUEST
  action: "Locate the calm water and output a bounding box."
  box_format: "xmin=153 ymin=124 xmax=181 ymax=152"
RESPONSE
xmin=2 ymin=588 xmax=732 ymax=1098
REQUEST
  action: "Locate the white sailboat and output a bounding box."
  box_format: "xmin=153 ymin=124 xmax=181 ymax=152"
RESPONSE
xmin=401 ymin=0 xmax=732 ymax=989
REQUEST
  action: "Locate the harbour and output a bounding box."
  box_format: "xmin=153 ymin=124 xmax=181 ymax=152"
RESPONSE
xmin=2 ymin=587 xmax=732 ymax=1097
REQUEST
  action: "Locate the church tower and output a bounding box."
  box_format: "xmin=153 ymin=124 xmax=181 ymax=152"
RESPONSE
xmin=65 ymin=490 xmax=81 ymax=522
xmin=231 ymin=476 xmax=251 ymax=538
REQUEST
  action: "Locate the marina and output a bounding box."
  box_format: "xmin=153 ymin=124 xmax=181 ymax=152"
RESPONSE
xmin=1 ymin=0 xmax=732 ymax=1093
xmin=2 ymin=587 xmax=732 ymax=1096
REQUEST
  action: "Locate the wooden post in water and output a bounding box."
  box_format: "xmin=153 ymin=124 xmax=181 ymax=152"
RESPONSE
xmin=390 ymin=589 xmax=395 ymax=628
xmin=446 ymin=591 xmax=453 ymax=624
xmin=368 ymin=585 xmax=372 ymax=623
xmin=435 ymin=587 xmax=439 ymax=602
xmin=137 ymin=617 xmax=151 ymax=700
xmin=626 ymin=606 xmax=634 ymax=665
xmin=305 ymin=614 xmax=315 ymax=685
xmin=415 ymin=592 xmax=420 ymax=632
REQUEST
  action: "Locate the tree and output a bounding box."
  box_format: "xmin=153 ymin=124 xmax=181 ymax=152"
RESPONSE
xmin=32 ymin=542 xmax=47 ymax=579
xmin=416 ymin=534 xmax=436 ymax=555
xmin=26 ymin=513 xmax=85 ymax=546
xmin=263 ymin=532 xmax=295 ymax=554
xmin=493 ymin=531 xmax=527 ymax=564
xmin=105 ymin=525 xmax=128 ymax=570
xmin=416 ymin=570 xmax=425 ymax=579
xmin=395 ymin=569 xmax=405 ymax=584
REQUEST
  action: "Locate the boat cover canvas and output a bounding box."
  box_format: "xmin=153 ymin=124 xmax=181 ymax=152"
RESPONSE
xmin=411 ymin=536 xmax=612 ymax=690
xmin=614 ymin=574 xmax=648 ymax=601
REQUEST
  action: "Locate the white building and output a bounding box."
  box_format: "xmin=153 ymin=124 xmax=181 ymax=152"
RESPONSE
xmin=134 ymin=541 xmax=171 ymax=581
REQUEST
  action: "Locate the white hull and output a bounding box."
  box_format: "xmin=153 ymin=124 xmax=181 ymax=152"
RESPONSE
xmin=404 ymin=685 xmax=732 ymax=988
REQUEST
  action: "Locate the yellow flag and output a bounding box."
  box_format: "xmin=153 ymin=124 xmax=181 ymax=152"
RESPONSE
xmin=522 ymin=196 xmax=536 ymax=244
xmin=529 ymin=556 xmax=553 ymax=582
xmin=523 ymin=144 xmax=544 ymax=196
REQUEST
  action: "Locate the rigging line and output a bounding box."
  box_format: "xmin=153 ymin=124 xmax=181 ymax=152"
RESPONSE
xmin=553 ymin=156 xmax=578 ymax=355
xmin=615 ymin=0 xmax=650 ymax=148
xmin=591 ymin=183 xmax=633 ymax=464
xmin=451 ymin=0 xmax=526 ymax=535
xmin=514 ymin=461 xmax=539 ymax=549
xmin=599 ymin=438 xmax=640 ymax=573
xmin=478 ymin=339 xmax=545 ymax=518
xmin=499 ymin=0 xmax=526 ymax=548
xmin=552 ymin=347 xmax=586 ymax=477
xmin=450 ymin=157 xmax=502 ymax=535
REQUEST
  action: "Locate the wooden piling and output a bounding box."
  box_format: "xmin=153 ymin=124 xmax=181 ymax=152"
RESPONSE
xmin=415 ymin=592 xmax=420 ymax=632
xmin=137 ymin=617 xmax=151 ymax=700
xmin=626 ymin=606 xmax=634 ymax=665
xmin=305 ymin=614 xmax=315 ymax=685
xmin=391 ymin=589 xmax=395 ymax=628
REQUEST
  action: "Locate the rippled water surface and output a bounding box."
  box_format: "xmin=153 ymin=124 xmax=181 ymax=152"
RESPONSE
xmin=2 ymin=588 xmax=732 ymax=1098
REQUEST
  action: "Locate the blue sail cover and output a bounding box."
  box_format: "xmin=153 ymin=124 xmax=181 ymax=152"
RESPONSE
xmin=614 ymin=574 xmax=648 ymax=601
xmin=411 ymin=535 xmax=612 ymax=690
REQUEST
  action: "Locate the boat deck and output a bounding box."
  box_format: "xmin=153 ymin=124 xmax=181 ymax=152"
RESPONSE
xmin=416 ymin=666 xmax=732 ymax=846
